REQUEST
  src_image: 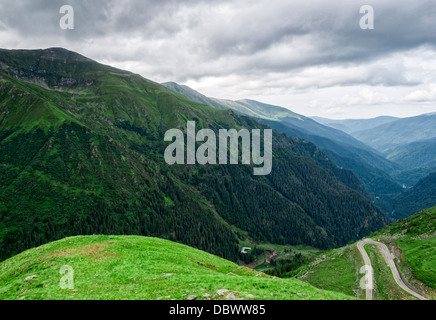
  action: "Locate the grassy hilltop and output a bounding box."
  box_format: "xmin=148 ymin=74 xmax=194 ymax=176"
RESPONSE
xmin=0 ymin=235 xmax=352 ymax=300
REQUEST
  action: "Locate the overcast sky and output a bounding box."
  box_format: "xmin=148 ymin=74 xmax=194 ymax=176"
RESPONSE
xmin=1 ymin=0 xmax=436 ymax=119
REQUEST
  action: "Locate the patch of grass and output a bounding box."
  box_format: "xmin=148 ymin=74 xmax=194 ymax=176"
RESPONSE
xmin=294 ymin=245 xmax=363 ymax=298
xmin=372 ymin=207 xmax=436 ymax=294
xmin=0 ymin=235 xmax=354 ymax=300
xmin=375 ymin=207 xmax=436 ymax=239
xmin=395 ymin=238 xmax=436 ymax=289
xmin=163 ymin=195 xmax=175 ymax=207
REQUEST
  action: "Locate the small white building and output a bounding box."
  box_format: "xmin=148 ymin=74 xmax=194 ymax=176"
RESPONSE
xmin=241 ymin=247 xmax=251 ymax=254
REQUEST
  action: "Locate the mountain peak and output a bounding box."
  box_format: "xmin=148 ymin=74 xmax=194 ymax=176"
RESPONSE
xmin=0 ymin=47 xmax=93 ymax=63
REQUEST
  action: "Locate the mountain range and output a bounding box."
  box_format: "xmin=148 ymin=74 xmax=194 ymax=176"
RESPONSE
xmin=0 ymin=48 xmax=388 ymax=262
xmin=311 ymin=114 xmax=436 ymax=219
xmin=162 ymin=83 xmax=436 ymax=220
xmin=352 ymin=113 xmax=436 ymax=153
xmin=162 ymin=82 xmax=403 ymax=196
xmin=319 ymin=114 xmax=436 ymax=184
xmin=311 ymin=116 xmax=399 ymax=135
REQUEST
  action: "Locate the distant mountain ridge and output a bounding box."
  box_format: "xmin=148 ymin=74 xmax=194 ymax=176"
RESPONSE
xmin=162 ymin=82 xmax=402 ymax=196
xmin=163 ymin=82 xmax=371 ymax=151
xmin=351 ymin=113 xmax=436 ymax=154
xmin=164 ymin=82 xmax=305 ymax=121
xmin=318 ymin=113 xmax=436 ymax=188
xmin=386 ymin=137 xmax=436 ymax=170
xmin=311 ymin=116 xmax=399 ymax=135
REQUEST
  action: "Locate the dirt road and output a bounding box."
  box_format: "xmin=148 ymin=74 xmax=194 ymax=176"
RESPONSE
xmin=357 ymin=239 xmax=427 ymax=300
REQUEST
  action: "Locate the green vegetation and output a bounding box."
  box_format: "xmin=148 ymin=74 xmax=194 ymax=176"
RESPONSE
xmin=386 ymin=173 xmax=436 ymax=219
xmin=236 ymin=241 xmax=321 ymax=274
xmin=374 ymin=207 xmax=436 ymax=293
xmin=293 ymin=245 xmax=364 ymax=298
xmin=364 ymin=244 xmax=416 ymax=300
xmin=0 ymin=48 xmax=387 ymax=264
xmin=391 ymin=166 xmax=436 ymax=188
xmin=322 ymin=148 xmax=403 ymax=196
xmin=0 ymin=235 xmax=354 ymax=300
xmin=265 ymin=253 xmax=312 ymax=278
xmin=284 ymin=208 xmax=436 ymax=300
xmin=163 ymin=82 xmax=403 ymax=196
xmin=388 ymin=137 xmax=436 ymax=173
xmin=395 ymin=238 xmax=436 ymax=289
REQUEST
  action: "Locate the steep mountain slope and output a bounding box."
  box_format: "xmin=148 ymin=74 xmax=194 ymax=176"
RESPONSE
xmin=352 ymin=113 xmax=436 ymax=154
xmin=0 ymin=235 xmax=353 ymax=300
xmin=374 ymin=207 xmax=436 ymax=292
xmin=321 ymin=148 xmax=403 ymax=195
xmin=384 ymin=172 xmax=436 ymax=219
xmin=289 ymin=208 xmax=436 ymax=300
xmin=319 ymin=114 xmax=436 ymax=188
xmin=260 ymin=120 xmax=402 ymax=195
xmin=391 ymin=166 xmax=436 ymax=188
xmin=163 ymin=82 xmax=375 ymax=152
xmin=163 ymin=82 xmax=304 ymax=121
xmin=0 ymin=48 xmax=388 ymax=262
xmin=386 ymin=137 xmax=436 ymax=170
xmin=163 ymin=82 xmax=402 ymax=195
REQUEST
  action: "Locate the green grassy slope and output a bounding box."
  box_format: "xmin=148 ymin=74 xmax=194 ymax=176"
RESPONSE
xmin=374 ymin=207 xmax=436 ymax=292
xmin=293 ymin=242 xmax=425 ymax=300
xmin=294 ymin=245 xmax=364 ymax=299
xmin=0 ymin=235 xmax=353 ymax=300
xmin=377 ymin=173 xmax=436 ymax=219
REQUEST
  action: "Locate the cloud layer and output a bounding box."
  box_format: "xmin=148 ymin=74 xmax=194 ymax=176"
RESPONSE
xmin=1 ymin=0 xmax=436 ymax=118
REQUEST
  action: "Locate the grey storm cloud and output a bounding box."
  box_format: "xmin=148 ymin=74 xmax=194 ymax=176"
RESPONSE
xmin=2 ymin=1 xmax=435 ymax=61
xmin=0 ymin=0 xmax=190 ymax=38
xmin=1 ymin=0 xmax=436 ymax=118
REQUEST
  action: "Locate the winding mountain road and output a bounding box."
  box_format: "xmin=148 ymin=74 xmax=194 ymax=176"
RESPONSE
xmin=357 ymin=239 xmax=427 ymax=300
